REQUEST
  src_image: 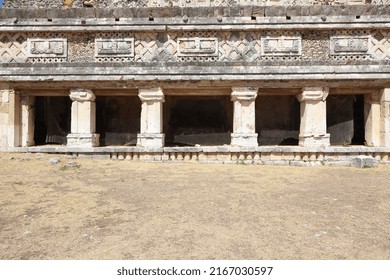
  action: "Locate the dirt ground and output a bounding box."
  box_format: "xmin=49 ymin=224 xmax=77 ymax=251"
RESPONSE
xmin=0 ymin=153 xmax=389 ymax=260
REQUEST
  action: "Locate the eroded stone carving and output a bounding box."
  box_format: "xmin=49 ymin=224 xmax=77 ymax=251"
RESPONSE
xmin=28 ymin=38 xmax=67 ymax=58
xmin=331 ymin=36 xmax=370 ymax=56
xmin=261 ymin=35 xmax=301 ymax=56
xmin=0 ymin=0 xmax=380 ymax=8
xmin=177 ymin=37 xmax=219 ymax=57
xmin=95 ymin=38 xmax=134 ymax=58
xmin=330 ymin=31 xmax=371 ymax=60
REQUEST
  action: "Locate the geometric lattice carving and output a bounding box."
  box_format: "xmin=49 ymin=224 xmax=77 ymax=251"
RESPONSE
xmin=134 ymin=32 xmax=177 ymax=63
xmin=0 ymin=33 xmax=28 ymax=63
xmin=370 ymin=31 xmax=390 ymax=60
xmin=219 ymin=32 xmax=261 ymax=62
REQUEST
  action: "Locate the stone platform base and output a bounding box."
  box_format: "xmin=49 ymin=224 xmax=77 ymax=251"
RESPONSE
xmin=2 ymin=145 xmax=389 ymax=167
xmin=299 ymin=134 xmax=330 ymax=147
xmin=136 ymin=133 xmax=165 ymax=148
xmin=231 ymin=133 xmax=258 ymax=147
xmin=66 ymin=133 xmax=100 ymax=147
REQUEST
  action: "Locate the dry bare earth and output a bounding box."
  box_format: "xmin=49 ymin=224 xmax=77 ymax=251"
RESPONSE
xmin=0 ymin=153 xmax=389 ymax=260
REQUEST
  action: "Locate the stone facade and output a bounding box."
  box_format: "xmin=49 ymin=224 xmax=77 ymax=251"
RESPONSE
xmin=1 ymin=2 xmax=390 ymax=164
xmin=4 ymin=0 xmax=390 ymax=9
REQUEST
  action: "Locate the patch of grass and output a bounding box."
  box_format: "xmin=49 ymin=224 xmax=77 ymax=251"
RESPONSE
xmin=59 ymin=165 xmax=68 ymax=171
xmin=14 ymin=181 xmax=23 ymax=185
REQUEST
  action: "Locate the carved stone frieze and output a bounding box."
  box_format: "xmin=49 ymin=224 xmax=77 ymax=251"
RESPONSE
xmin=330 ymin=36 xmax=370 ymax=55
xmin=0 ymin=0 xmax=382 ymax=8
xmin=27 ymin=38 xmax=67 ymax=58
xmin=261 ymin=35 xmax=302 ymax=56
xmin=0 ymin=33 xmax=28 ymax=63
xmin=330 ymin=31 xmax=371 ymax=60
xmin=371 ymin=31 xmax=390 ymax=60
xmin=95 ymin=38 xmax=134 ymax=58
xmin=177 ymin=37 xmax=218 ymax=57
xmin=1 ymin=30 xmax=390 ymax=64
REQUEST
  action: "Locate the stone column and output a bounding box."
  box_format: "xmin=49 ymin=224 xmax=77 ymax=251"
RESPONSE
xmin=67 ymin=89 xmax=99 ymax=147
xmin=364 ymin=92 xmax=380 ymax=147
xmin=380 ymin=88 xmax=390 ymax=147
xmin=137 ymin=88 xmax=165 ymax=148
xmin=0 ymin=83 xmax=20 ymax=148
xmin=297 ymin=87 xmax=330 ymax=147
xmin=230 ymin=87 xmax=258 ymax=147
xmin=20 ymin=94 xmax=35 ymax=147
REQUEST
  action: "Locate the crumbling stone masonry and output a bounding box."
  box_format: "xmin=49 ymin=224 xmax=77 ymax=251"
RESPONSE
xmin=1 ymin=0 xmax=390 ymax=165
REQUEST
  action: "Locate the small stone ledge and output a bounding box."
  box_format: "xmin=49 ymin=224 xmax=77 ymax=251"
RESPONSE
xmin=1 ymin=145 xmax=390 ymax=166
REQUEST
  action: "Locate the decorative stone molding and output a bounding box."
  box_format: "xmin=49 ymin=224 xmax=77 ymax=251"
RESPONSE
xmin=177 ymin=38 xmax=219 ymax=57
xmin=27 ymin=38 xmax=67 ymax=58
xmin=261 ymin=35 xmax=301 ymax=57
xmin=297 ymin=87 xmax=329 ymax=102
xmin=69 ymin=89 xmax=96 ymax=102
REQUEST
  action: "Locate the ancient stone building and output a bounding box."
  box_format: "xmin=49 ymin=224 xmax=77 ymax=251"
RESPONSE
xmin=1 ymin=0 xmax=390 ymax=165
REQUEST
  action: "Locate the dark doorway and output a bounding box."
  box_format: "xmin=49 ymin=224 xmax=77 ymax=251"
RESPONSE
xmin=164 ymin=96 xmax=232 ymax=146
xmin=327 ymin=94 xmax=365 ymax=145
xmin=96 ymin=96 xmax=141 ymax=146
xmin=256 ymin=95 xmax=300 ymax=145
xmin=34 ymin=96 xmax=71 ymax=145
